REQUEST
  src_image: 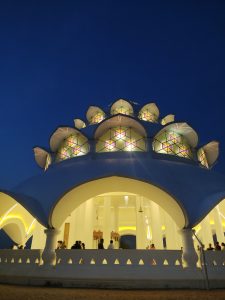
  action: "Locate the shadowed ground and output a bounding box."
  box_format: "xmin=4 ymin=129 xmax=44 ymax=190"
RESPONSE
xmin=0 ymin=284 xmax=225 ymax=300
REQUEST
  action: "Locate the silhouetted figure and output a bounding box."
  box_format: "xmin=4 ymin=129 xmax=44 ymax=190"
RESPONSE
xmin=215 ymin=241 xmax=221 ymax=251
xmin=207 ymin=243 xmax=214 ymax=250
xmin=107 ymin=240 xmax=114 ymax=249
xmin=222 ymin=242 xmax=225 ymax=251
xmin=82 ymin=242 xmax=85 ymax=249
xmin=71 ymin=241 xmax=81 ymax=249
xmin=98 ymin=238 xmax=104 ymax=249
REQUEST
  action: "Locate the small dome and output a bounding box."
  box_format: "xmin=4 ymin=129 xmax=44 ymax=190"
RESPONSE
xmin=50 ymin=127 xmax=80 ymax=152
xmin=86 ymin=106 xmax=105 ymax=124
xmin=110 ymin=99 xmax=133 ymax=116
xmin=74 ymin=119 xmax=86 ymax=129
xmin=139 ymin=103 xmax=159 ymax=122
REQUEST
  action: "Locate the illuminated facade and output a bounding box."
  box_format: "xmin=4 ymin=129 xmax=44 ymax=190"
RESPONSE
xmin=0 ymin=99 xmax=225 ymax=288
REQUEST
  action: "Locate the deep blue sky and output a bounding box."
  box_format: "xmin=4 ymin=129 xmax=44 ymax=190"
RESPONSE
xmin=0 ymin=0 xmax=225 ymax=189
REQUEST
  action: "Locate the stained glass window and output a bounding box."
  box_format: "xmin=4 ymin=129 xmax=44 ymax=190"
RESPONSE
xmin=197 ymin=148 xmax=209 ymax=168
xmin=139 ymin=109 xmax=157 ymax=122
xmin=56 ymin=134 xmax=89 ymax=162
xmin=153 ymin=131 xmax=193 ymax=159
xmin=96 ymin=126 xmax=146 ymax=153
xmin=91 ymin=112 xmax=105 ymax=124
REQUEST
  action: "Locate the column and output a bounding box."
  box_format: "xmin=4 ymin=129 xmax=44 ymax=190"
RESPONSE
xmin=113 ymin=203 xmax=119 ymax=249
xmin=42 ymin=228 xmax=60 ymax=266
xmin=136 ymin=196 xmax=146 ymax=249
xmin=180 ymin=228 xmax=198 ymax=268
xmin=84 ymin=198 xmax=95 ymax=249
xmin=103 ymin=196 xmax=111 ymax=247
xmin=149 ymin=201 xmax=163 ymax=249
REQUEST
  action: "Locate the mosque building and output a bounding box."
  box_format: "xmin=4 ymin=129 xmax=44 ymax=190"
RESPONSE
xmin=1 ymin=98 xmax=224 ymax=250
xmin=0 ymin=99 xmax=225 ymax=288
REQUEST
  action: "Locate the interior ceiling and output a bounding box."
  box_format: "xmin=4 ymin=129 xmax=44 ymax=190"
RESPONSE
xmin=94 ymin=194 xmax=152 ymax=208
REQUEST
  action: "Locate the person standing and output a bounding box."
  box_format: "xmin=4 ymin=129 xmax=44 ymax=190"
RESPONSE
xmin=98 ymin=238 xmax=104 ymax=249
xmin=107 ymin=240 xmax=114 ymax=249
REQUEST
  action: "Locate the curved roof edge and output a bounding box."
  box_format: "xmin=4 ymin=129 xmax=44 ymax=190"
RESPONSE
xmin=155 ymin=122 xmax=198 ymax=147
xmin=0 ymin=189 xmax=48 ymax=228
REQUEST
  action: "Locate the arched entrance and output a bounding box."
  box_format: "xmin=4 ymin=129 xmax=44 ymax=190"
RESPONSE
xmin=48 ymin=177 xmax=186 ymax=250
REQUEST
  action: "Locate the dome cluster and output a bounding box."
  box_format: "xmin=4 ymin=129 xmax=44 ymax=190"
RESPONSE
xmin=33 ymin=99 xmax=219 ymax=171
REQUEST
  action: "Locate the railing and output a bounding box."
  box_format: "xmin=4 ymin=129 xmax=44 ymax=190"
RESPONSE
xmin=0 ymin=249 xmax=224 ymax=269
xmin=0 ymin=249 xmax=42 ymax=265
xmin=55 ymin=249 xmax=182 ymax=267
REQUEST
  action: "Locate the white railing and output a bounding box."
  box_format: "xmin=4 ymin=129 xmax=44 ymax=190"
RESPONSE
xmin=0 ymin=249 xmax=42 ymax=265
xmin=55 ymin=249 xmax=182 ymax=267
xmin=200 ymin=251 xmax=225 ymax=267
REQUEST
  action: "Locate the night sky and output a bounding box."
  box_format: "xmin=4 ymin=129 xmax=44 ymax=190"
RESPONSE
xmin=0 ymin=0 xmax=224 ymax=189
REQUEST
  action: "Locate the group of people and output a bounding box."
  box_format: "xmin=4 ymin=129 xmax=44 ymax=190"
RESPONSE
xmin=206 ymin=242 xmax=225 ymax=251
xmin=98 ymin=238 xmax=114 ymax=249
xmin=71 ymin=240 xmax=85 ymax=249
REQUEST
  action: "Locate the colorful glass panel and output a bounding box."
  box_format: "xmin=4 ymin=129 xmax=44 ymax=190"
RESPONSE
xmin=153 ymin=131 xmax=193 ymax=160
xmin=56 ymin=134 xmax=89 ymax=162
xmin=96 ymin=127 xmax=146 ymax=153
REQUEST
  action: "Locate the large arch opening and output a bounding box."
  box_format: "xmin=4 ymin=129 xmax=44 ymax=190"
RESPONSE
xmin=49 ymin=177 xmax=186 ymax=250
xmin=193 ymin=197 xmax=225 ymax=250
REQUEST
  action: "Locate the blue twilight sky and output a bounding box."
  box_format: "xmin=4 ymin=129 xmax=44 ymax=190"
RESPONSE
xmin=0 ymin=0 xmax=225 ymax=189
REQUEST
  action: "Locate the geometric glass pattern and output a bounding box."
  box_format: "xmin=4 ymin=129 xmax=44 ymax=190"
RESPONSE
xmin=96 ymin=126 xmax=146 ymax=153
xmin=197 ymin=148 xmax=209 ymax=168
xmin=91 ymin=112 xmax=105 ymax=124
xmin=139 ymin=109 xmax=157 ymax=122
xmin=56 ymin=134 xmax=89 ymax=162
xmin=111 ymin=106 xmax=133 ymax=116
xmin=152 ymin=131 xmax=193 ymax=159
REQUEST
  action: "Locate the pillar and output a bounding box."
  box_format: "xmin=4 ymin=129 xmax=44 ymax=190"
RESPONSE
xmin=103 ymin=196 xmax=111 ymax=247
xmin=42 ymin=228 xmax=60 ymax=266
xmin=150 ymin=201 xmax=163 ymax=249
xmin=180 ymin=228 xmax=198 ymax=268
xmin=136 ymin=196 xmax=146 ymax=249
xmin=84 ymin=198 xmax=95 ymax=249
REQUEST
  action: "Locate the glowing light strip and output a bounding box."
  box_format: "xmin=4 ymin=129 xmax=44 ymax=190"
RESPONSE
xmin=26 ymin=218 xmax=36 ymax=236
xmin=0 ymin=204 xmax=17 ymax=226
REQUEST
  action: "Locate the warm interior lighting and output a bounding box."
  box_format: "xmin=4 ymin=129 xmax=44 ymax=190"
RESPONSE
xmin=105 ymin=140 xmax=116 ymax=151
xmin=161 ymin=225 xmax=166 ymax=231
xmin=119 ymin=226 xmax=136 ymax=231
xmin=210 ymin=220 xmax=215 ymax=225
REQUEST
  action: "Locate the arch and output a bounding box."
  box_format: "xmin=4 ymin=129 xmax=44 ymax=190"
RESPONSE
xmin=2 ymin=218 xmax=26 ymax=245
xmin=50 ymin=176 xmax=186 ymax=230
xmin=94 ymin=115 xmax=147 ymax=139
